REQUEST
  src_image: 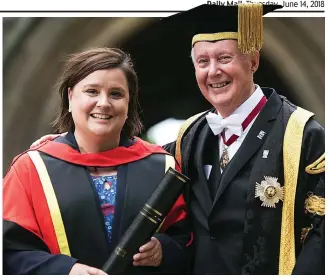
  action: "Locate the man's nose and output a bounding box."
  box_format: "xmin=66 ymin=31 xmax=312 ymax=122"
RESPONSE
xmin=208 ymin=61 xmax=221 ymax=77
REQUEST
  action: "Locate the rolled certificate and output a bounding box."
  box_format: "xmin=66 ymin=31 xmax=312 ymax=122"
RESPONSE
xmin=102 ymin=167 xmax=190 ymax=274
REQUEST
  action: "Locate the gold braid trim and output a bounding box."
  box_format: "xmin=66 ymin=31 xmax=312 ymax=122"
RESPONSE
xmin=305 ymin=153 xmax=325 ymax=174
xmin=305 ymin=193 xmax=325 ymax=216
xmin=175 ymin=112 xmax=206 ymax=168
xmin=192 ymin=32 xmax=238 ymax=46
xmin=279 ymin=107 xmax=314 ymax=275
xmin=300 ymin=225 xmax=313 ymax=245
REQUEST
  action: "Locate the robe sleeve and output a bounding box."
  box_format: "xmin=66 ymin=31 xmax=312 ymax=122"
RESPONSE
xmin=3 ymin=156 xmax=78 ymax=274
xmin=292 ymin=119 xmax=325 ymax=274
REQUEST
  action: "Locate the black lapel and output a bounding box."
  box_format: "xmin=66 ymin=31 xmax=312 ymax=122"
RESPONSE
xmin=49 ymin=130 xmax=136 ymax=266
xmin=212 ymin=89 xmax=283 ymax=205
xmin=192 ymin=123 xmax=214 ymax=217
xmin=207 ymin=134 xmax=222 ymax=200
xmin=109 ymin=154 xmax=166 ymax=239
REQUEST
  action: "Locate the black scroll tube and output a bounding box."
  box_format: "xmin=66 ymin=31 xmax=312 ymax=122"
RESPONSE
xmin=102 ymin=167 xmax=190 ymax=274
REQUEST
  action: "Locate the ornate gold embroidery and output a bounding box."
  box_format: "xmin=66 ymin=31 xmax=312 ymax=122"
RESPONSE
xmin=279 ymin=107 xmax=314 ymax=275
xmin=305 ymin=193 xmax=325 ymax=216
xmin=175 ymin=111 xmax=205 ymax=168
xmin=300 ymin=225 xmax=313 ymax=245
xmin=305 ymin=153 xmax=325 ymax=174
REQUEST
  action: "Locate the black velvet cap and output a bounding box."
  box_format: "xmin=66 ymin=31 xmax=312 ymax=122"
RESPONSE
xmin=162 ymin=3 xmax=282 ymax=53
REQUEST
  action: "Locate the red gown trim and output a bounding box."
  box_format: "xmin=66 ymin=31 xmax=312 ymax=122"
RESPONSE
xmin=36 ymin=137 xmax=168 ymax=166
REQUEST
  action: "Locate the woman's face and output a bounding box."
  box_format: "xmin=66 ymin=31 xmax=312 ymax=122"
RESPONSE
xmin=68 ymin=68 xmax=129 ymax=141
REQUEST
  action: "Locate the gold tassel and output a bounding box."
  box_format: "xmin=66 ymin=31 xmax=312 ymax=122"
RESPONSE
xmin=238 ymin=3 xmax=263 ymax=54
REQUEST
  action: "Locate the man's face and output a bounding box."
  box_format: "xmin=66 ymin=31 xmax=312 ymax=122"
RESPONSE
xmin=193 ymin=40 xmax=259 ymax=117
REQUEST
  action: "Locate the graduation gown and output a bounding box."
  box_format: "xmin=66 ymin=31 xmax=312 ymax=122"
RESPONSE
xmin=3 ymin=132 xmax=191 ymax=275
xmin=164 ymin=88 xmax=325 ymax=274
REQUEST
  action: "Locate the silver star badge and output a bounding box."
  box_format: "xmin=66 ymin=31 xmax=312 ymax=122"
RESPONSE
xmin=255 ymin=176 xmax=284 ymax=208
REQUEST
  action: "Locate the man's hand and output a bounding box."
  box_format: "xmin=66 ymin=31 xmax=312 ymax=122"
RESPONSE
xmin=133 ymin=237 xmax=162 ymax=267
xmin=30 ymin=132 xmax=67 ymax=148
xmin=69 ymin=263 xmax=107 ymax=275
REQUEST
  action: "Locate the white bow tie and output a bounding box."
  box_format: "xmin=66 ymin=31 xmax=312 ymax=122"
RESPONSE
xmin=206 ymin=112 xmax=243 ymax=136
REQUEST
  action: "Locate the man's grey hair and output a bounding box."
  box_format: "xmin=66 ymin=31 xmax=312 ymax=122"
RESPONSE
xmin=191 ymin=47 xmax=195 ymax=64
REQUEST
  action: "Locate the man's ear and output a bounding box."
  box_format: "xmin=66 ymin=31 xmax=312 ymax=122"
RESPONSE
xmin=250 ymin=51 xmax=260 ymax=73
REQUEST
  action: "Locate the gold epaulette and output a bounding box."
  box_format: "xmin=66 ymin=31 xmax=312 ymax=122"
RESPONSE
xmin=175 ymin=111 xmax=206 ymax=168
xmin=305 ymin=153 xmax=325 ymax=174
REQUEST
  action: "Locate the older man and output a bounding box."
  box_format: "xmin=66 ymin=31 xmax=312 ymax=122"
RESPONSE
xmin=163 ymin=3 xmax=325 ymax=275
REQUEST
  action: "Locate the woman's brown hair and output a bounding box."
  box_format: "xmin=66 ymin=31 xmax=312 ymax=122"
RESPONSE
xmin=53 ymin=47 xmax=143 ymax=137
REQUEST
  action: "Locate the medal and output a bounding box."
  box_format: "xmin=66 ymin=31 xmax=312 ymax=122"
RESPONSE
xmin=255 ymin=176 xmax=284 ymax=208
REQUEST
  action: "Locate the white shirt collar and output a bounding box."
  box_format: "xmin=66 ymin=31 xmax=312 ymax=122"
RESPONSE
xmin=216 ymin=84 xmax=264 ymax=125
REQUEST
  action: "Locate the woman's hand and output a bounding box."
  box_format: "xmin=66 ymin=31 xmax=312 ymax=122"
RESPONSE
xmin=69 ymin=263 xmax=107 ymax=275
xmin=133 ymin=237 xmax=162 ymax=267
xmin=30 ymin=132 xmax=67 ymax=148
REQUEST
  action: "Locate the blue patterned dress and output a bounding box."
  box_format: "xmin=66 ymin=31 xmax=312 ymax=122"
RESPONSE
xmin=91 ymin=175 xmax=117 ymax=243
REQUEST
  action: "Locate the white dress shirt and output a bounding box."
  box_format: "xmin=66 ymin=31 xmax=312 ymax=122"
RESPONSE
xmin=204 ymin=85 xmax=265 ymax=177
xmin=218 ymin=85 xmax=265 ymax=171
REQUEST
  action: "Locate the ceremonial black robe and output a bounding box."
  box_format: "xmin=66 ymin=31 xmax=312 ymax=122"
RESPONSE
xmin=165 ymin=88 xmax=325 ymax=274
xmin=3 ymin=132 xmax=191 ymax=275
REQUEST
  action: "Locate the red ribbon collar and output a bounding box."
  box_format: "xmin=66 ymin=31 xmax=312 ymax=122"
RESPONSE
xmin=222 ymin=96 xmax=267 ymax=146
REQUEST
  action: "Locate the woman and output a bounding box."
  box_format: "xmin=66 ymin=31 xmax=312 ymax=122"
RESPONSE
xmin=3 ymin=48 xmax=191 ymax=275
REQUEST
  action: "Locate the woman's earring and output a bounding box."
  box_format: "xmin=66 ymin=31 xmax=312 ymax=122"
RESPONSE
xmin=68 ymin=106 xmax=72 ymax=113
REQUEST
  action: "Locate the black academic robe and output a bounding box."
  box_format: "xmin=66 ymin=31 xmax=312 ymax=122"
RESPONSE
xmin=164 ymin=88 xmax=325 ymax=274
xmin=3 ymin=132 xmax=191 ymax=275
